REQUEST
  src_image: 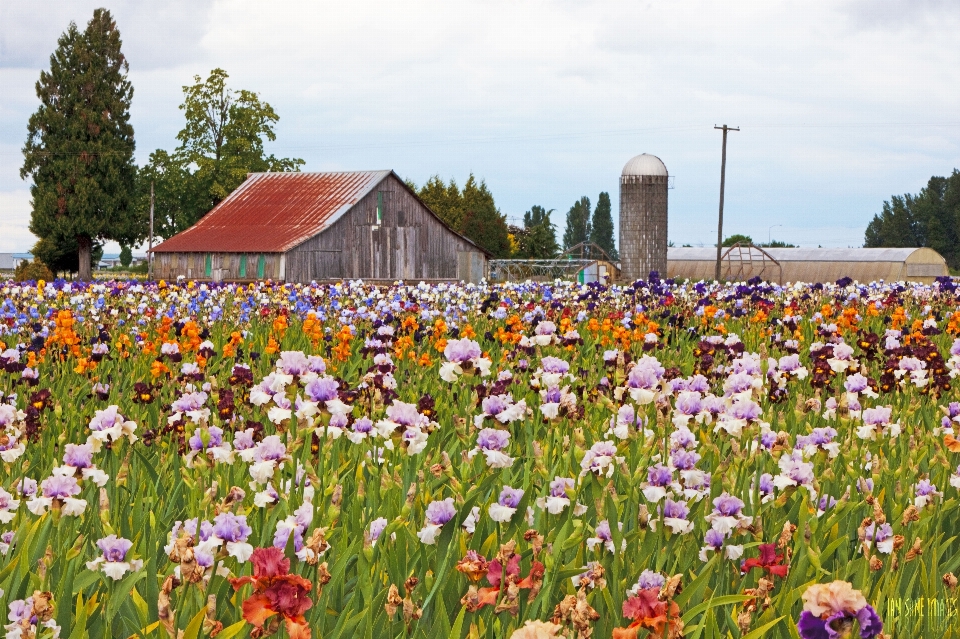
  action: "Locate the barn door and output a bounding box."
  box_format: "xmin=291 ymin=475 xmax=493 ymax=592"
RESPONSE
xmin=396 ymin=226 xmax=419 ymax=279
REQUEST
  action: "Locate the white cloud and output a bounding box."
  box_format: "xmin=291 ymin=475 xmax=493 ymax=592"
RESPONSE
xmin=1 ymin=0 xmax=959 ymax=250
xmin=0 ymin=189 xmax=33 ymax=252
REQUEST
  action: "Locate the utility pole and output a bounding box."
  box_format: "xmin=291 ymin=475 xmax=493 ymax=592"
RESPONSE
xmin=714 ymin=125 xmax=739 ymax=281
xmin=148 ymin=181 xmax=155 ymax=281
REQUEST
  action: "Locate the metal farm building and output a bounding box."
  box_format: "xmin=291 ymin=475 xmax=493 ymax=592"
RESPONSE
xmin=151 ymin=171 xmax=489 ymax=283
xmin=667 ymin=246 xmax=949 ymax=284
xmin=620 ymin=154 xmax=669 ymax=282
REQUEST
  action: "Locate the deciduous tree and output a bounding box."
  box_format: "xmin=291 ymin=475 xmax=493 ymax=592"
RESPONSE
xmin=141 ymin=69 xmax=304 ymax=237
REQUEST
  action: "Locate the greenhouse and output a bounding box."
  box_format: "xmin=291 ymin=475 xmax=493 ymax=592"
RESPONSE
xmin=666 ymin=246 xmax=949 ymax=284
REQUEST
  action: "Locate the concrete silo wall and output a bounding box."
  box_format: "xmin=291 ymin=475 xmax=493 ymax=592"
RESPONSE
xmin=619 ymin=175 xmax=669 ymax=282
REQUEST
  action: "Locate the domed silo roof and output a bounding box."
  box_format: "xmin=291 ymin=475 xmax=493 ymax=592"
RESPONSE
xmin=622 ymin=154 xmax=668 ymax=177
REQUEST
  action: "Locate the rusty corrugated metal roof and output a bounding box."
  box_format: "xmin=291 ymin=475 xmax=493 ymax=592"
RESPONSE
xmin=151 ymin=171 xmax=390 ymax=253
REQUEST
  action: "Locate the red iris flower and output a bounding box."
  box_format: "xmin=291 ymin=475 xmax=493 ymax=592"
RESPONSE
xmin=740 ymin=544 xmax=789 ymax=578
xmin=614 ymin=589 xmax=683 ymax=639
xmin=230 ymin=547 xmax=313 ymax=639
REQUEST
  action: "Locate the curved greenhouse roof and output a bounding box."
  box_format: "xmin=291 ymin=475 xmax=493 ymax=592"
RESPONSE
xmin=666 ymin=247 xmax=949 ymax=284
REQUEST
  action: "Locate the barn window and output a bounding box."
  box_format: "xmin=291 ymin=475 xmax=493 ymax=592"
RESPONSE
xmin=239 ymin=254 xmax=246 ymax=278
xmin=257 ymin=254 xmax=265 ymax=279
xmin=204 ymin=254 xmax=212 ymax=278
xmin=376 ymin=191 xmax=384 ymax=225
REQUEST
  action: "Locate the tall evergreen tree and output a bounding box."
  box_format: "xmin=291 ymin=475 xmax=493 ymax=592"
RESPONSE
xmin=21 ymin=9 xmax=141 ymax=280
xmin=416 ymin=175 xmax=463 ymax=230
xmin=461 ymin=175 xmax=511 ymax=258
xmin=524 ymin=205 xmax=552 ymax=229
xmin=589 ymin=191 xmax=618 ymax=260
xmin=562 ymin=196 xmax=591 ymax=249
xmin=864 ymin=170 xmax=960 ymax=269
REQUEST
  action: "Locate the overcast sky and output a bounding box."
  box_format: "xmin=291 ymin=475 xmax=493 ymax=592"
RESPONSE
xmin=2 ymin=0 xmax=959 ymax=254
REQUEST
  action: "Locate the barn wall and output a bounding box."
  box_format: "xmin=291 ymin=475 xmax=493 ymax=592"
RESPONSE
xmin=285 ymin=173 xmax=485 ymax=282
xmin=154 ymin=251 xmax=282 ymax=281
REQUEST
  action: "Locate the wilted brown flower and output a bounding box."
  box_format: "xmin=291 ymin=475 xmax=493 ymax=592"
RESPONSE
xmin=901 ymin=505 xmax=920 ymax=527
xmin=551 ymin=590 xmax=599 ymax=639
xmin=385 ymin=584 xmax=403 ymax=620
xmin=455 ymin=551 xmax=489 ymax=582
xmin=904 ymin=537 xmax=923 ymax=562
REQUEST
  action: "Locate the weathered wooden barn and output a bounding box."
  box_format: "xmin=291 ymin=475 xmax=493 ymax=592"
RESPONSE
xmin=150 ymin=171 xmax=489 ymax=283
xmin=667 ymin=247 xmax=949 ymax=284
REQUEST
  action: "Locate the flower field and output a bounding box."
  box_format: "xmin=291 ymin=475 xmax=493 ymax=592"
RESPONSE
xmin=1 ymin=274 xmax=959 ymax=639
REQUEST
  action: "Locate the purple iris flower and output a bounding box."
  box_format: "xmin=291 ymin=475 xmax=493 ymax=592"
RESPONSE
xmin=671 ymin=450 xmax=701 ymax=470
xmin=540 ymin=356 xmax=570 ymax=374
xmin=253 ymin=436 xmax=286 ymax=462
xmin=41 ymin=475 xmax=81 ymax=498
xmin=844 ymin=373 xmax=869 ymax=394
xmin=424 ymin=498 xmax=457 ymax=526
xmin=712 ymin=493 xmax=745 ymax=517
xmin=729 ymin=400 xmax=761 ymax=421
xmin=304 ymin=377 xmax=339 ymax=403
xmin=307 ymin=355 xmax=327 ymax=374
xmin=385 ymin=401 xmax=425 ymax=427
xmin=171 ymin=392 xmax=207 ymax=414
xmin=647 ymin=464 xmax=673 ymax=487
xmin=915 ymin=480 xmax=936 ymax=496
xmin=369 ymin=517 xmax=388 ymax=542
xmin=704 ymin=528 xmax=725 ymax=549
xmin=212 ymin=513 xmax=252 ymax=543
xmin=636 ymin=569 xmax=666 ymax=590
xmin=675 ymin=391 xmax=702 ymax=416
xmin=595 ymin=520 xmax=613 ymax=542
xmin=481 ymin=395 xmax=508 ymax=416
xmin=188 ymin=426 xmax=224 ymax=451
xmin=444 ymin=338 xmax=481 ymax=363
xmin=353 ymin=417 xmax=374 ymax=434
xmin=498 ymin=486 xmax=524 ymax=508
xmin=663 ymin=498 xmax=689 ymax=520
xmin=63 ymin=443 xmax=93 ymax=469
xmin=97 ymin=535 xmax=132 ymax=562
xmin=277 ymin=351 xmax=310 ymax=376
xmin=477 ymin=428 xmax=510 ymax=451
xmin=234 ymin=429 xmax=255 ymax=451
xmin=543 ymin=387 xmax=562 ymax=403
xmin=549 ymin=477 xmax=574 ymax=498
xmin=758 ymin=473 xmax=774 ymax=496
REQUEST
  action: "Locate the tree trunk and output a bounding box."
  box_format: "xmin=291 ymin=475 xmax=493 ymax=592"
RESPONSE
xmin=77 ymin=234 xmax=92 ymax=280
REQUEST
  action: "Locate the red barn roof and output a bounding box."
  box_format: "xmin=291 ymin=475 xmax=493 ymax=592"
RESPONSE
xmin=151 ymin=171 xmax=390 ymax=253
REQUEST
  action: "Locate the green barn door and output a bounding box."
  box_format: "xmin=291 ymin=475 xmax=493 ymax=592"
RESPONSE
xmin=257 ymin=254 xmax=265 ymax=279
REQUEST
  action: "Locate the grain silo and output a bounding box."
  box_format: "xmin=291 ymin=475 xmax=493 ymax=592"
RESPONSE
xmin=620 ymin=154 xmax=668 ymax=282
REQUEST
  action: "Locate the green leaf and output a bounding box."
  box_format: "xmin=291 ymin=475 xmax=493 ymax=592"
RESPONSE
xmin=740 ymin=615 xmax=785 ymax=639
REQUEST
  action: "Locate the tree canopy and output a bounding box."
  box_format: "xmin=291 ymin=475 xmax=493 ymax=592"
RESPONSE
xmin=513 ymin=205 xmax=559 ymax=259
xmin=21 ymin=9 xmax=140 ymax=279
xmin=722 ymin=234 xmax=754 ymax=247
xmin=140 ymin=68 xmax=304 ymax=239
xmin=864 ymin=170 xmax=960 ymax=269
xmin=413 ymin=174 xmax=512 ymax=258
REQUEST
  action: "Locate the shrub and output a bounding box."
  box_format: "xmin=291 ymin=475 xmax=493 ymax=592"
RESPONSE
xmin=14 ymin=259 xmax=54 ymax=282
